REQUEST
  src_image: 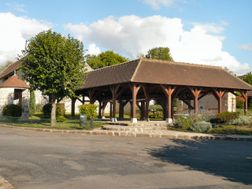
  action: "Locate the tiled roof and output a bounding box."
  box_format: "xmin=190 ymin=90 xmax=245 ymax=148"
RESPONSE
xmin=81 ymin=58 xmax=252 ymax=90
xmin=0 ymin=60 xmax=22 ymax=79
xmin=0 ymin=75 xmax=29 ymax=89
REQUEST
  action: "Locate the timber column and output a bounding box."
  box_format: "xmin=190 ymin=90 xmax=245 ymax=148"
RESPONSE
xmin=191 ymin=88 xmax=201 ymax=114
xmin=214 ymin=90 xmax=225 ymax=113
xmin=131 ymin=84 xmax=140 ymax=123
xmin=110 ymin=85 xmax=120 ymax=122
xmin=241 ymin=91 xmax=248 ymax=114
xmin=161 ymin=85 xmax=175 ymax=123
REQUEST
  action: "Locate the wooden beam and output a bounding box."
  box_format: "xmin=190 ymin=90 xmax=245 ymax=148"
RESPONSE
xmin=110 ymin=85 xmax=120 ymax=121
xmin=161 ymin=85 xmax=175 ymax=120
xmin=213 ymin=89 xmax=225 ymax=113
xmin=190 ymin=88 xmax=201 ymax=114
xmin=131 ymin=84 xmax=140 ymax=122
xmin=241 ymin=91 xmax=248 ymax=114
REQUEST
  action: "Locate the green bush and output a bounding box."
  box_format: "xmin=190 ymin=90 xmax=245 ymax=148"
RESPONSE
xmin=2 ymin=104 xmax=22 ymax=117
xmin=230 ymin=115 xmax=252 ymax=125
xmin=79 ymin=104 xmax=97 ymax=120
xmin=42 ymin=103 xmax=52 ymax=118
xmin=214 ymin=112 xmax=240 ymax=124
xmin=43 ymin=103 xmax=66 ymax=118
xmin=174 ymin=116 xmax=193 ymax=130
xmin=29 ymin=90 xmax=36 ymax=116
xmin=236 ymin=98 xmax=244 ymax=109
xmin=149 ymin=105 xmax=163 ymax=119
xmin=56 ymin=115 xmax=67 ymax=122
xmin=56 ymin=103 xmax=65 ymax=116
xmin=35 ymin=104 xmax=43 ymax=113
xmin=190 ymin=121 xmax=212 ymax=133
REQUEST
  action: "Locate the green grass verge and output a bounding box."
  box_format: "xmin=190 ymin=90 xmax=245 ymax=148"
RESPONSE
xmin=210 ymin=125 xmax=252 ymax=135
xmin=0 ymin=115 xmax=104 ymax=130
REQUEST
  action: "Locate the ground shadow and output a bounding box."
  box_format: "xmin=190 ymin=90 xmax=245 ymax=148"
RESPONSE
xmin=148 ymin=139 xmax=252 ymax=185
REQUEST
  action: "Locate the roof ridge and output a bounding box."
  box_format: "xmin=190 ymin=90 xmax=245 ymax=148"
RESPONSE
xmin=130 ymin=58 xmax=142 ymax=82
xmin=142 ymin=58 xmax=223 ymax=70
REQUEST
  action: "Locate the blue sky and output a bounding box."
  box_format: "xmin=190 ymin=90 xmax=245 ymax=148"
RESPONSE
xmin=0 ymin=0 xmax=252 ymax=74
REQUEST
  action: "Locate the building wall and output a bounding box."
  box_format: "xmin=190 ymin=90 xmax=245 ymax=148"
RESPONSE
xmin=0 ymin=88 xmax=30 ymax=116
xmin=0 ymin=88 xmax=14 ymax=114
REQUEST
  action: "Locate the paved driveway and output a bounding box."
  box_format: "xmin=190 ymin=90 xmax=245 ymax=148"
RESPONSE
xmin=0 ymin=126 xmax=252 ymax=189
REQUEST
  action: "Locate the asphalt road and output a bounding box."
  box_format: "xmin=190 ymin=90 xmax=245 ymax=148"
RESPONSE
xmin=0 ymin=126 xmax=252 ymax=189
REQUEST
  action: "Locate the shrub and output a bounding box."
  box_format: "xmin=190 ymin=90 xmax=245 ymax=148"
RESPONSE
xmin=190 ymin=121 xmax=212 ymax=133
xmin=35 ymin=104 xmax=43 ymax=113
xmin=174 ymin=116 xmax=193 ymax=130
xmin=236 ymin=97 xmax=244 ymax=109
xmin=29 ymin=90 xmax=36 ymax=116
xmin=42 ymin=103 xmax=52 ymax=118
xmin=43 ymin=103 xmax=66 ymax=118
xmin=56 ymin=115 xmax=67 ymax=122
xmin=79 ymin=104 xmax=97 ymax=120
xmin=149 ymin=105 xmax=163 ymax=119
xmin=214 ymin=112 xmax=240 ymax=124
xmin=56 ymin=103 xmax=65 ymax=116
xmin=230 ymin=115 xmax=252 ymax=126
xmin=2 ymin=104 xmax=22 ymax=117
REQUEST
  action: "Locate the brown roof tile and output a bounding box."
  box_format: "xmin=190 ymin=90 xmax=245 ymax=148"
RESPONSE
xmin=81 ymin=58 xmax=252 ymax=90
xmin=83 ymin=59 xmax=140 ymax=88
xmin=0 ymin=60 xmax=22 ymax=79
xmin=0 ymin=75 xmax=29 ymax=89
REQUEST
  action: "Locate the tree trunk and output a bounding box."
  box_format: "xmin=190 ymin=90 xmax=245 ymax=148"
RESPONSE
xmin=51 ymin=98 xmax=56 ymax=127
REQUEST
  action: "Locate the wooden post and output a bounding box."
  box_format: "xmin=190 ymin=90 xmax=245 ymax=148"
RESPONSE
xmin=71 ymin=98 xmax=76 ymax=117
xmin=214 ymin=90 xmax=225 ymax=113
xmin=161 ymin=85 xmax=175 ymax=123
xmin=98 ymin=101 xmax=102 ymax=119
xmin=191 ymin=88 xmax=201 ymax=114
xmin=141 ymin=101 xmax=146 ymax=120
xmin=82 ymin=95 xmax=85 ymax=104
xmin=145 ymin=99 xmax=150 ymax=121
xmin=131 ymin=84 xmax=140 ymax=123
xmin=119 ymin=100 xmax=124 ymax=120
xmin=88 ymin=90 xmax=96 ymax=104
xmin=109 ymin=101 xmax=112 ymax=119
xmin=110 ymin=85 xmax=120 ymax=122
xmin=241 ymin=91 xmax=248 ymax=114
xmin=142 ymin=85 xmax=150 ymax=121
xmin=101 ymin=101 xmax=108 ymax=119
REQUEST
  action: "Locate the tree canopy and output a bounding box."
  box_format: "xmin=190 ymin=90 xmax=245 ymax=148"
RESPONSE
xmin=22 ymin=30 xmax=85 ymax=126
xmin=86 ymin=50 xmax=127 ymax=69
xmin=240 ymin=72 xmax=252 ymax=85
xmin=145 ymin=47 xmax=173 ymax=61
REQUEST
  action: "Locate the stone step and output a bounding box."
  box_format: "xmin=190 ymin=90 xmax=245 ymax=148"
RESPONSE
xmin=102 ymin=125 xmax=168 ymax=132
xmin=107 ymin=121 xmax=168 ymax=127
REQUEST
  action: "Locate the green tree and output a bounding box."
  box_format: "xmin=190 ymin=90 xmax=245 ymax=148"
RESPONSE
xmin=145 ymin=47 xmax=173 ymax=61
xmin=240 ymin=72 xmax=252 ymax=85
xmin=29 ymin=89 xmax=36 ymax=116
xmin=86 ymin=51 xmax=127 ymax=69
xmin=22 ymin=30 xmax=85 ymax=126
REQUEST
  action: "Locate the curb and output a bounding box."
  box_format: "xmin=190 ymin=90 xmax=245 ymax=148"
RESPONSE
xmin=0 ymin=176 xmax=15 ymax=189
xmin=1 ymin=124 xmax=252 ymax=141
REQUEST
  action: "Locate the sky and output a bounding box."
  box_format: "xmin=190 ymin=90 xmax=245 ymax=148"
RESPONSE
xmin=0 ymin=0 xmax=252 ymax=74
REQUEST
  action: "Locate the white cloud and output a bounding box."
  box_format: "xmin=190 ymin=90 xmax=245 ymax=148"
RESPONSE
xmin=0 ymin=12 xmax=51 ymax=66
xmin=142 ymin=0 xmax=173 ymax=9
xmin=240 ymin=44 xmax=252 ymax=52
xmin=87 ymin=43 xmax=101 ymax=55
xmin=64 ymin=15 xmax=250 ymax=74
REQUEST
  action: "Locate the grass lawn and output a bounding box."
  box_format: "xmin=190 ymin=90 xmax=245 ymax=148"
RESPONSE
xmin=210 ymin=125 xmax=252 ymax=135
xmin=0 ymin=114 xmax=105 ymax=130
